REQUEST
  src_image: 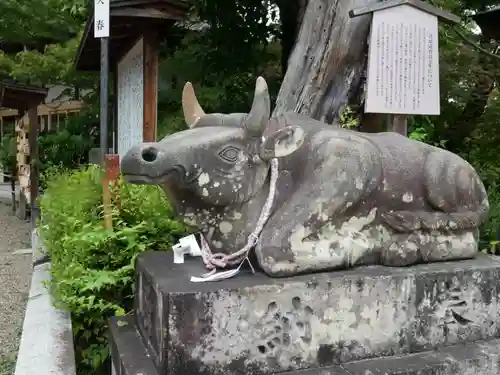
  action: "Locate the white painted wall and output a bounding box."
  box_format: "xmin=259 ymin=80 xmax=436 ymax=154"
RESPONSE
xmin=117 ymin=38 xmax=144 ymax=159
xmin=43 ymin=85 xmax=92 ymax=103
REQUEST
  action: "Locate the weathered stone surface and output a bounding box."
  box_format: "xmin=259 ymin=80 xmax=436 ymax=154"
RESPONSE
xmin=109 ymin=313 xmax=500 ymax=375
xmin=341 ymin=338 xmax=500 ymax=375
xmin=121 ymin=77 xmax=489 ymax=278
xmin=296 ymin=338 xmax=500 ymax=374
xmin=134 ymin=251 xmax=500 ymax=375
xmin=109 ymin=316 xmax=158 ymax=375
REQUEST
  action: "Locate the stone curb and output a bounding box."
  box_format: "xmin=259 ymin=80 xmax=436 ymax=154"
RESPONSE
xmin=32 ymin=229 xmax=49 ymax=266
xmin=0 ymin=195 xmax=16 ymax=205
xmin=0 ymin=185 xmax=20 ymax=205
xmin=14 ymin=231 xmax=76 ymax=375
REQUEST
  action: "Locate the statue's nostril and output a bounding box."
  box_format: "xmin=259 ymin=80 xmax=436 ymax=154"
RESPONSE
xmin=141 ymin=147 xmax=158 ymax=163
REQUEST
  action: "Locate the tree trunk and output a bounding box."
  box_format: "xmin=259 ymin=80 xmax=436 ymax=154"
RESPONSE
xmin=275 ymin=0 xmax=308 ymax=76
xmin=273 ymin=0 xmax=373 ymax=121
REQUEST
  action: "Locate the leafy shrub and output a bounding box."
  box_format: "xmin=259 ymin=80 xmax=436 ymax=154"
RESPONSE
xmin=480 ymin=184 xmax=500 ymax=253
xmin=0 ymin=134 xmax=16 ymax=178
xmin=39 ymin=165 xmax=189 ymax=375
xmin=38 ymin=109 xmax=99 ymax=181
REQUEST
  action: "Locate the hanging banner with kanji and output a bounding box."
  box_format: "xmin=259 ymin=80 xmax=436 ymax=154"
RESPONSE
xmin=94 ymin=0 xmax=110 ymax=38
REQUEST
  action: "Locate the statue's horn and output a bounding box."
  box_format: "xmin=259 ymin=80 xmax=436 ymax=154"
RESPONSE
xmin=246 ymin=76 xmax=270 ymax=135
xmin=182 ymin=82 xmax=205 ymax=128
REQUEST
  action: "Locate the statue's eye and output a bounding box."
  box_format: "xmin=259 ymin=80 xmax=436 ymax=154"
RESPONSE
xmin=218 ymin=146 xmax=240 ymax=163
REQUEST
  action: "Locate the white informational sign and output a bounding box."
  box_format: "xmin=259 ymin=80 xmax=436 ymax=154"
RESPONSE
xmin=117 ymin=38 xmax=144 ymax=159
xmin=94 ymin=0 xmax=110 ymax=38
xmin=365 ymin=5 xmax=440 ymax=115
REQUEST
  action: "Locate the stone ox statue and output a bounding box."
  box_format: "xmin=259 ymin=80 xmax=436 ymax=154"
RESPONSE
xmin=121 ymin=77 xmax=489 ymax=277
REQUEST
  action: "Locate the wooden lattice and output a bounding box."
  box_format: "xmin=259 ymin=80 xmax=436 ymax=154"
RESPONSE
xmin=16 ymin=115 xmax=30 ymax=203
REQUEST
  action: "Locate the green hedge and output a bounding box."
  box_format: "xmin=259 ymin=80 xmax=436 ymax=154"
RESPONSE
xmin=481 ymin=185 xmax=500 ymax=253
xmin=39 ymin=165 xmax=189 ymax=375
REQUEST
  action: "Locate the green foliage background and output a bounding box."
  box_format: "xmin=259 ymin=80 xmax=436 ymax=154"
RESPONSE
xmin=0 ymin=135 xmax=17 ymax=178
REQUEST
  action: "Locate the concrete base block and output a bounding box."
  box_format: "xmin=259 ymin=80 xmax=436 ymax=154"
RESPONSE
xmin=342 ymin=339 xmax=500 ymax=375
xmin=109 ymin=316 xmax=158 ymax=375
xmin=109 ymin=314 xmax=500 ymax=375
xmin=133 ymin=251 xmax=500 ymax=375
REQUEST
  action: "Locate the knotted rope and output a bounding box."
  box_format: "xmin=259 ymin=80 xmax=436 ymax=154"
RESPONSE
xmin=193 ymin=158 xmax=279 ymax=281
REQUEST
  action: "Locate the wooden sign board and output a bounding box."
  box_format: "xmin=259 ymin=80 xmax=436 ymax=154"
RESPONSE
xmin=117 ymin=38 xmax=144 ymax=159
xmin=365 ymin=4 xmax=440 ymax=115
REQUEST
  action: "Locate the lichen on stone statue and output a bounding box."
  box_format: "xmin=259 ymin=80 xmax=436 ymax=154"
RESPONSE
xmin=120 ymin=76 xmax=489 ymax=277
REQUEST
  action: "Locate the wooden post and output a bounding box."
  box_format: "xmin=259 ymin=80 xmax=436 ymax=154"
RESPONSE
xmin=10 ymin=124 xmax=16 ymax=214
xmin=102 ymin=172 xmax=112 ymax=229
xmin=103 ymin=154 xmax=120 ymax=229
xmin=17 ymin=113 xmax=28 ymax=220
xmin=112 ymin=68 xmax=119 ymax=153
xmin=387 ymin=114 xmax=408 ymax=136
xmin=360 ymin=112 xmax=385 ymax=132
xmin=143 ymin=30 xmax=158 ymax=142
xmin=27 ymin=106 xmax=39 ymax=228
xmin=10 ymin=173 xmax=16 ymax=213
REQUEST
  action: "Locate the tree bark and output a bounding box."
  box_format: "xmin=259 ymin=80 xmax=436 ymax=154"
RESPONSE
xmin=275 ymin=0 xmax=308 ymax=76
xmin=273 ymin=0 xmax=373 ymax=121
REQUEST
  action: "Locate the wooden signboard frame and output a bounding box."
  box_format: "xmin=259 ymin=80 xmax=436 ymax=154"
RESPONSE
xmin=114 ymin=31 xmax=158 ymax=158
xmin=350 ymin=0 xmax=460 ymax=136
xmin=74 ymin=0 xmax=189 ymax=154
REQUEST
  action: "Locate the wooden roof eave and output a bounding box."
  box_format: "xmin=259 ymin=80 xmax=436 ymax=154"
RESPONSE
xmin=473 ymin=6 xmax=500 ymax=40
xmin=74 ymin=1 xmax=190 ymax=71
xmin=0 ymin=81 xmax=48 ymax=111
xmin=349 ymin=0 xmax=461 ymax=24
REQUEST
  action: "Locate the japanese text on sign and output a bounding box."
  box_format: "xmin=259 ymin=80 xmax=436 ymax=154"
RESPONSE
xmin=94 ymin=0 xmax=110 ymax=38
xmin=365 ymin=5 xmax=440 ymax=115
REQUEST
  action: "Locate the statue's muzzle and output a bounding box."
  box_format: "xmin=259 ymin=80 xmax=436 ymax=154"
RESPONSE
xmin=120 ymin=143 xmax=188 ymax=185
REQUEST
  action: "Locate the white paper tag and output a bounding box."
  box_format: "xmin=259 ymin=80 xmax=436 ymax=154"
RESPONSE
xmin=190 ymin=257 xmax=247 ymax=282
xmin=190 ymin=267 xmax=242 ymax=282
xmin=173 ymin=244 xmax=189 ymax=264
xmin=179 ymin=234 xmax=201 ymax=256
xmin=172 ymin=234 xmax=203 ymax=264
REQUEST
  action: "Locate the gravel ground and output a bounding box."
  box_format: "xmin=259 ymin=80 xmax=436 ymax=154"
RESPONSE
xmin=0 ymin=202 xmax=31 ymax=368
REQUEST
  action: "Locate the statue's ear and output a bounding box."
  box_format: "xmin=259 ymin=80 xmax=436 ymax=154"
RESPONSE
xmin=260 ymin=126 xmax=305 ymax=161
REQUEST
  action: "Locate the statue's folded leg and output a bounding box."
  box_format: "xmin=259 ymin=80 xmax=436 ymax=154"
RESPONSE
xmin=255 ymin=147 xmax=378 ymax=277
xmin=379 ymin=229 xmax=479 ymax=267
xmin=379 ymin=151 xmax=487 ymax=267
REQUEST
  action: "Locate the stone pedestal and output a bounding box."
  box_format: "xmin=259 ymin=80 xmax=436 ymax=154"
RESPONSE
xmin=110 ymin=251 xmax=500 ymax=375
